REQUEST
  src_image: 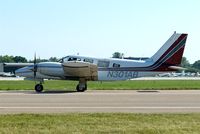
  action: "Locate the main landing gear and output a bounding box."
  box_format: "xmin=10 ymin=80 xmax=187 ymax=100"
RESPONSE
xmin=34 ymin=79 xmax=87 ymax=93
xmin=76 ymin=83 xmax=87 ymax=92
xmin=76 ymin=79 xmax=87 ymax=92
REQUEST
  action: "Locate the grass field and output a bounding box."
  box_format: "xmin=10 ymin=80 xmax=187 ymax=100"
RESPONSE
xmin=0 ymin=80 xmax=200 ymax=91
xmin=0 ymin=113 xmax=200 ymax=134
xmin=1 ymin=82 xmax=200 ymax=134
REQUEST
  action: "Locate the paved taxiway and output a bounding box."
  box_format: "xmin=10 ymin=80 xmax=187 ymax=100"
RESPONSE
xmin=1 ymin=76 xmax=200 ymax=81
xmin=1 ymin=90 xmax=200 ymax=114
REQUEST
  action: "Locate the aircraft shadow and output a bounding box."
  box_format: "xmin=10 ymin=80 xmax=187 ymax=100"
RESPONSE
xmin=137 ymin=90 xmax=159 ymax=93
xmin=41 ymin=90 xmax=77 ymax=94
xmin=24 ymin=90 xmax=78 ymax=94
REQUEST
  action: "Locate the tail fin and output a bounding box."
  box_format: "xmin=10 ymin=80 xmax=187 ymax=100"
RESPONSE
xmin=150 ymin=32 xmax=188 ymax=71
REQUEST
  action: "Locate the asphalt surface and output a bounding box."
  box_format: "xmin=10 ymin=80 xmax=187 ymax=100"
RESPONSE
xmin=1 ymin=76 xmax=200 ymax=81
xmin=1 ymin=90 xmax=200 ymax=114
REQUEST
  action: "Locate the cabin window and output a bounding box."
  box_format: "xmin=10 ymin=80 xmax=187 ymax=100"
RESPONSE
xmin=97 ymin=60 xmax=110 ymax=67
xmin=83 ymin=58 xmax=93 ymax=63
xmin=113 ymin=63 xmax=120 ymax=68
xmin=68 ymin=57 xmax=81 ymax=61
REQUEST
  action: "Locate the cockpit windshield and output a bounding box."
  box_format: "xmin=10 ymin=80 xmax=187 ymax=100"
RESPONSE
xmin=58 ymin=58 xmax=64 ymax=63
xmin=58 ymin=56 xmax=96 ymax=64
xmin=58 ymin=56 xmax=82 ymax=63
xmin=58 ymin=56 xmax=68 ymax=63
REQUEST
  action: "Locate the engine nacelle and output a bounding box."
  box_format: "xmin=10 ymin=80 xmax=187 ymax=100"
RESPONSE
xmin=37 ymin=62 xmax=64 ymax=77
xmin=62 ymin=61 xmax=98 ymax=81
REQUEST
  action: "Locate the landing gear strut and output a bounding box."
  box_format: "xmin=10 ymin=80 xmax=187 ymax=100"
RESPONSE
xmin=76 ymin=79 xmax=87 ymax=92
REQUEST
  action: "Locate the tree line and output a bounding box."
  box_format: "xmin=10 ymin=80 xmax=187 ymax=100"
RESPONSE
xmin=0 ymin=55 xmax=59 ymax=63
xmin=1 ymin=54 xmax=200 ymax=73
xmin=181 ymin=57 xmax=200 ymax=73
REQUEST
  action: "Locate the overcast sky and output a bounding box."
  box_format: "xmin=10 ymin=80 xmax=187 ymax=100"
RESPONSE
xmin=0 ymin=0 xmax=199 ymax=63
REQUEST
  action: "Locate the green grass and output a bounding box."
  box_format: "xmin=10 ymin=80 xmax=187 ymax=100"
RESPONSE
xmin=0 ymin=113 xmax=200 ymax=134
xmin=0 ymin=80 xmax=200 ymax=91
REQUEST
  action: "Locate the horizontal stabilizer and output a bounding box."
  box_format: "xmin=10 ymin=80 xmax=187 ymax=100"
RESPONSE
xmin=168 ymin=66 xmax=187 ymax=70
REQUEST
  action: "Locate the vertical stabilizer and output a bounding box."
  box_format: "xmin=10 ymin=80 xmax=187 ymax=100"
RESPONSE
xmin=150 ymin=32 xmax=188 ymax=71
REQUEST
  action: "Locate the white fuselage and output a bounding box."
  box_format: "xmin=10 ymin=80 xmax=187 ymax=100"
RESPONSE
xmin=15 ymin=55 xmax=164 ymax=81
xmin=15 ymin=33 xmax=188 ymax=82
xmin=14 ymin=32 xmax=187 ymax=92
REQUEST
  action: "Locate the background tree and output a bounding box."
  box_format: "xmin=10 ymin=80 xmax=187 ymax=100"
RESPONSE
xmin=192 ymin=60 xmax=200 ymax=71
xmin=112 ymin=52 xmax=124 ymax=59
xmin=49 ymin=57 xmax=59 ymax=62
xmin=13 ymin=56 xmax=27 ymax=63
xmin=0 ymin=55 xmax=28 ymax=63
xmin=29 ymin=58 xmax=48 ymax=63
xmin=0 ymin=55 xmax=14 ymax=63
xmin=181 ymin=57 xmax=190 ymax=68
xmin=180 ymin=57 xmax=200 ymax=73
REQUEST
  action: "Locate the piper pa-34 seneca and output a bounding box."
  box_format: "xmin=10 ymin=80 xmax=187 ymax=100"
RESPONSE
xmin=15 ymin=32 xmax=188 ymax=92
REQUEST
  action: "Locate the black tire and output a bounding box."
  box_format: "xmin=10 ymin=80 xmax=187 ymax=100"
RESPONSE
xmin=35 ymin=84 xmax=43 ymax=93
xmin=76 ymin=84 xmax=87 ymax=92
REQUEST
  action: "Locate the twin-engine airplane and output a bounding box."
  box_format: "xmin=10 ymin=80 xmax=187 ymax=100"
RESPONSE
xmin=15 ymin=32 xmax=188 ymax=92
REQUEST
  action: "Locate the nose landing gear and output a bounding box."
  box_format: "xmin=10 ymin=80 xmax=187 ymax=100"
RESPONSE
xmin=35 ymin=84 xmax=43 ymax=93
xmin=34 ymin=80 xmax=44 ymax=93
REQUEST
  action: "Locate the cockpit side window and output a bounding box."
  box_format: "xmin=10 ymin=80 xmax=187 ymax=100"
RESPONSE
xmin=113 ymin=63 xmax=120 ymax=68
xmin=68 ymin=57 xmax=81 ymax=61
xmin=60 ymin=56 xmax=81 ymax=63
xmin=97 ymin=60 xmax=110 ymax=67
xmin=83 ymin=58 xmax=93 ymax=63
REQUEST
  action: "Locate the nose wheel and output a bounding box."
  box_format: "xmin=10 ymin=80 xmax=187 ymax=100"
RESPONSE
xmin=35 ymin=84 xmax=43 ymax=93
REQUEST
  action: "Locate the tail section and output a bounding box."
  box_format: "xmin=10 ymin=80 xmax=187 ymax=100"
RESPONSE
xmin=150 ymin=32 xmax=188 ymax=71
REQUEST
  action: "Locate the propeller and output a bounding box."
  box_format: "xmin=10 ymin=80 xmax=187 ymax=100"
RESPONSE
xmin=33 ymin=53 xmax=37 ymax=79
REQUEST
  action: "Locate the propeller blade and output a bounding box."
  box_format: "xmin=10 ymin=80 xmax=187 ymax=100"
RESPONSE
xmin=34 ymin=53 xmax=36 ymax=65
xmin=33 ymin=53 xmax=37 ymax=79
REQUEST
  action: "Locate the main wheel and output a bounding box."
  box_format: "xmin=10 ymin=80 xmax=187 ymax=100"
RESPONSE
xmin=35 ymin=84 xmax=43 ymax=93
xmin=76 ymin=83 xmax=87 ymax=92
